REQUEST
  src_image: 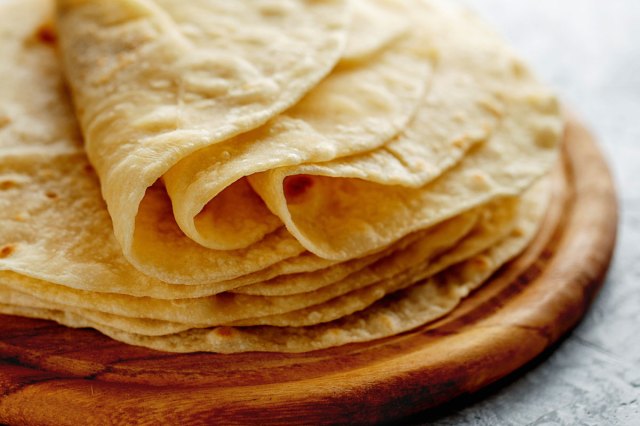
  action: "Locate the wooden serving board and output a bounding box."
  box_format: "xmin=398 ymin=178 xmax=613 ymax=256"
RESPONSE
xmin=0 ymin=117 xmax=618 ymax=425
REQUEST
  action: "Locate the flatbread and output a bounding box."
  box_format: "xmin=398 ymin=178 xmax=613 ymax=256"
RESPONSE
xmin=0 ymin=207 xmax=478 ymax=325
xmin=56 ymin=0 xmax=438 ymax=283
xmin=0 ymin=0 xmax=563 ymax=354
xmin=249 ymin=2 xmax=561 ymax=261
xmin=0 ymin=0 xmax=428 ymax=300
xmin=0 ymin=173 xmax=550 ymax=352
xmin=233 ymin=194 xmax=519 ymax=297
xmin=341 ymin=0 xmax=411 ymax=64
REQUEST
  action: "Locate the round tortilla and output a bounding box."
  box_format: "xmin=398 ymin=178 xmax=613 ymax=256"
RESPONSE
xmin=0 ymin=174 xmax=551 ymax=352
xmin=0 ymin=0 xmax=563 ymax=354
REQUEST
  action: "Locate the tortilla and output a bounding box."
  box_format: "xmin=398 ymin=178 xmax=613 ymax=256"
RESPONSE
xmin=0 ymin=0 xmax=563 ymax=354
xmin=0 ymin=207 xmax=478 ymax=325
xmin=248 ymin=3 xmax=561 ymax=261
xmin=0 ymin=181 xmax=530 ymax=330
xmin=0 ymin=0 xmax=429 ymax=300
xmin=233 ymin=194 xmax=520 ymax=297
xmin=55 ymin=0 xmax=439 ymax=283
xmin=341 ymin=0 xmax=411 ymax=64
xmin=0 ymin=172 xmax=550 ymax=351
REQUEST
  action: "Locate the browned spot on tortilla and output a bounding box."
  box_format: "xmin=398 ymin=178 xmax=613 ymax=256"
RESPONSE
xmin=14 ymin=212 xmax=28 ymax=222
xmin=512 ymin=227 xmax=525 ymax=237
xmin=284 ymin=175 xmax=314 ymax=203
xmin=469 ymin=255 xmax=492 ymax=272
xmin=45 ymin=190 xmax=59 ymax=199
xmin=84 ymin=164 xmax=95 ymax=175
xmin=0 ymin=245 xmax=15 ymax=259
xmin=215 ymin=327 xmax=234 ymax=337
xmin=0 ymin=116 xmax=10 ymax=129
xmin=451 ymin=138 xmax=467 ymax=149
xmin=0 ymin=181 xmax=17 ymax=190
xmin=35 ymin=24 xmax=57 ymax=45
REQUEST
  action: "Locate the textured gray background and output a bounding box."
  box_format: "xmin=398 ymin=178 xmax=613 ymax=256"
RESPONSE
xmin=411 ymin=1 xmax=640 ymax=424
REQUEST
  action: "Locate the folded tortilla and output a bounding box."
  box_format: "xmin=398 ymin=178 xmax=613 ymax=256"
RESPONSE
xmin=54 ymin=0 xmax=560 ymax=284
xmin=0 ymin=172 xmax=554 ymax=352
xmin=0 ymin=0 xmax=563 ymax=353
xmin=54 ymin=0 xmax=441 ymax=283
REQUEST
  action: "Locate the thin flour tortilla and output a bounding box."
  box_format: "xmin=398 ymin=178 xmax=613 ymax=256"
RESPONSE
xmin=56 ymin=0 xmax=440 ymax=284
xmin=0 ymin=147 xmax=482 ymax=300
xmin=0 ymin=0 xmax=435 ymax=300
xmin=0 ymin=173 xmax=552 ymax=352
xmin=0 ymin=0 xmax=546 ymax=296
xmin=0 ymin=183 xmax=529 ymax=329
xmin=54 ymin=0 xmax=561 ymax=285
xmin=0 ymin=207 xmax=478 ymax=325
xmin=0 ymin=0 xmax=563 ymax=354
xmin=248 ymin=2 xmax=562 ymax=261
xmin=233 ymin=193 xmax=519 ymax=296
xmin=341 ymin=0 xmax=411 ymax=64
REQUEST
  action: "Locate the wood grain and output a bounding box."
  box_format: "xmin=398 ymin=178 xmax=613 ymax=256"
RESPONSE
xmin=0 ymin=117 xmax=618 ymax=425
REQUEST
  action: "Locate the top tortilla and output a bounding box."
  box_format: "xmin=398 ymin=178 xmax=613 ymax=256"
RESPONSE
xmin=56 ymin=0 xmax=441 ymax=283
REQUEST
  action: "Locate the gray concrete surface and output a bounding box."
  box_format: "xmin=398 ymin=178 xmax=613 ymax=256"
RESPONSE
xmin=415 ymin=1 xmax=640 ymax=424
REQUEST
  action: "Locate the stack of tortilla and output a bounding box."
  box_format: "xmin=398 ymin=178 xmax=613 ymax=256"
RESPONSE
xmin=0 ymin=0 xmax=562 ymax=353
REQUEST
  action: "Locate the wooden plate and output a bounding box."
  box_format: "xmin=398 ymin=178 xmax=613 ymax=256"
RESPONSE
xmin=0 ymin=117 xmax=618 ymax=425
